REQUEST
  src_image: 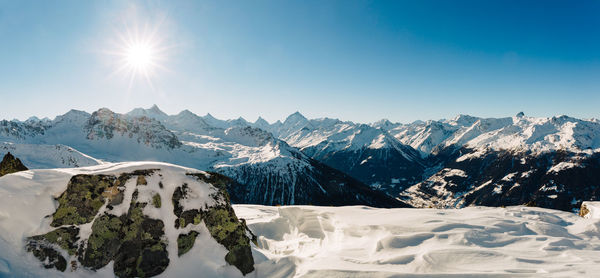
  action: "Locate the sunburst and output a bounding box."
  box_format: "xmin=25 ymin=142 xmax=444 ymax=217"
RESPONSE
xmin=105 ymin=18 xmax=171 ymax=88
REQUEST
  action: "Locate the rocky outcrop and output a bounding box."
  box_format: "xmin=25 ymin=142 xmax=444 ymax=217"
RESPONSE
xmin=0 ymin=152 xmax=28 ymax=177
xmin=26 ymin=168 xmax=255 ymax=277
xmin=579 ymin=202 xmax=600 ymax=218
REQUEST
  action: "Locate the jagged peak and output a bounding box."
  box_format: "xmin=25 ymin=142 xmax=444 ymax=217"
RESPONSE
xmin=284 ymin=111 xmax=308 ymax=124
xmin=255 ymin=116 xmax=269 ymax=125
xmin=148 ymin=104 xmax=167 ymax=116
xmin=516 ymin=111 xmax=525 ymax=118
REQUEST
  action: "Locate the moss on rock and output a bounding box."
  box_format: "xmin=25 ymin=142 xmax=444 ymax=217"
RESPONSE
xmin=113 ymin=197 xmax=169 ymax=278
xmin=51 ymin=174 xmax=117 ymax=227
xmin=177 ymin=173 xmax=256 ymax=275
xmin=177 ymin=231 xmax=199 ymax=256
xmin=152 ymin=193 xmax=161 ymax=208
xmin=28 ymin=226 xmax=80 ymax=256
xmin=202 ymin=206 xmax=255 ymax=275
xmin=81 ymin=214 xmax=124 ymax=269
xmin=26 ymin=225 xmax=80 ymax=271
xmin=26 ymin=240 xmax=68 ymax=272
xmin=27 ymin=169 xmax=253 ymax=277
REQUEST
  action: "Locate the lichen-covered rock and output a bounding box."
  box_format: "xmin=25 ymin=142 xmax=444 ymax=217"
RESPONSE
xmin=28 ymin=226 xmax=80 ymax=256
xmin=113 ymin=196 xmax=169 ymax=278
xmin=177 ymin=231 xmax=199 ymax=256
xmin=152 ymin=193 xmax=161 ymax=208
xmin=26 ymin=240 xmax=68 ymax=272
xmin=26 ymin=226 xmax=80 ymax=272
xmin=81 ymin=214 xmax=123 ymax=269
xmin=51 ymin=174 xmax=117 ymax=227
xmin=180 ymin=172 xmax=257 ymax=275
xmin=25 ymin=166 xmax=255 ymax=277
xmin=0 ymin=152 xmax=28 ymax=177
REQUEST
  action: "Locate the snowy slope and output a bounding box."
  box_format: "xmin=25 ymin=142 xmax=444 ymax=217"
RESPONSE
xmin=0 ymin=142 xmax=103 ymax=168
xmin=236 ymin=204 xmax=600 ymax=277
xmin=382 ymin=113 xmax=600 ymax=156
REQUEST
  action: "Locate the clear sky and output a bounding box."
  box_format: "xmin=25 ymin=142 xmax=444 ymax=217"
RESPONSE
xmin=0 ymin=0 xmax=598 ymax=123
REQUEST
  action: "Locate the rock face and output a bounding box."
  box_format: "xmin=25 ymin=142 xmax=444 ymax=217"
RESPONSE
xmin=25 ymin=167 xmax=255 ymax=277
xmin=0 ymin=152 xmax=28 ymax=177
xmin=403 ymin=147 xmax=600 ymax=212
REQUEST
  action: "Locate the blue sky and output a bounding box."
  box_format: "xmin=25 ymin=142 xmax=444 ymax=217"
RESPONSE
xmin=0 ymin=0 xmax=598 ymax=123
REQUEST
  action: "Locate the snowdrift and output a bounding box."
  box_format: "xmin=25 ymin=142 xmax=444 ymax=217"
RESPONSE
xmin=237 ymin=205 xmax=600 ymax=277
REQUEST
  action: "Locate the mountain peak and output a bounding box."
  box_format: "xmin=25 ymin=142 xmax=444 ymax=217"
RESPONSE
xmin=516 ymin=111 xmax=525 ymax=118
xmin=149 ymin=104 xmax=167 ymax=115
xmin=127 ymin=105 xmax=168 ymax=120
xmin=176 ymin=109 xmax=197 ymax=117
xmin=284 ymin=111 xmax=307 ymax=123
xmin=450 ymin=114 xmax=478 ymax=126
xmin=255 ymin=116 xmax=269 ymax=126
xmin=372 ymin=118 xmax=395 ymax=129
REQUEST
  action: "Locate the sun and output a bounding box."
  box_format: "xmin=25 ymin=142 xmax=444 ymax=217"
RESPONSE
xmin=125 ymin=42 xmax=155 ymax=70
xmin=105 ymin=18 xmax=171 ymax=88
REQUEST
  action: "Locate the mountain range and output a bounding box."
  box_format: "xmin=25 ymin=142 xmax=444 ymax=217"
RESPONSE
xmin=2 ymin=105 xmax=599 ymax=212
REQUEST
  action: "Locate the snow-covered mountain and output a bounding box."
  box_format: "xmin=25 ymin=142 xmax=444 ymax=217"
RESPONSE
xmin=3 ymin=106 xmax=600 ymax=211
xmin=0 ymin=107 xmax=406 ymax=208
xmin=379 ymin=113 xmax=600 ymax=156
xmin=380 ymin=113 xmax=600 ymax=211
xmin=264 ymin=114 xmax=427 ymax=194
xmin=401 ymin=146 xmax=600 ymax=212
xmin=253 ymin=111 xmax=600 ymax=211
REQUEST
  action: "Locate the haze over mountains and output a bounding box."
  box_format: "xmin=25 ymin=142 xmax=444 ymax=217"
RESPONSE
xmin=1 ymin=105 xmax=600 ymax=212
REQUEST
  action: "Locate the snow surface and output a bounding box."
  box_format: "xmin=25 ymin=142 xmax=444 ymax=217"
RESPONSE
xmin=236 ymin=205 xmax=600 ymax=277
xmin=2 ymin=164 xmax=600 ymax=278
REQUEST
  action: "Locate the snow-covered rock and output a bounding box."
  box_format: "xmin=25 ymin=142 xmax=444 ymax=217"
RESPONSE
xmin=579 ymin=202 xmax=600 ymax=219
xmin=0 ymin=162 xmax=255 ymax=277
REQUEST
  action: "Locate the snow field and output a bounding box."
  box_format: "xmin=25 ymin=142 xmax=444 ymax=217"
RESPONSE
xmin=236 ymin=205 xmax=600 ymax=277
